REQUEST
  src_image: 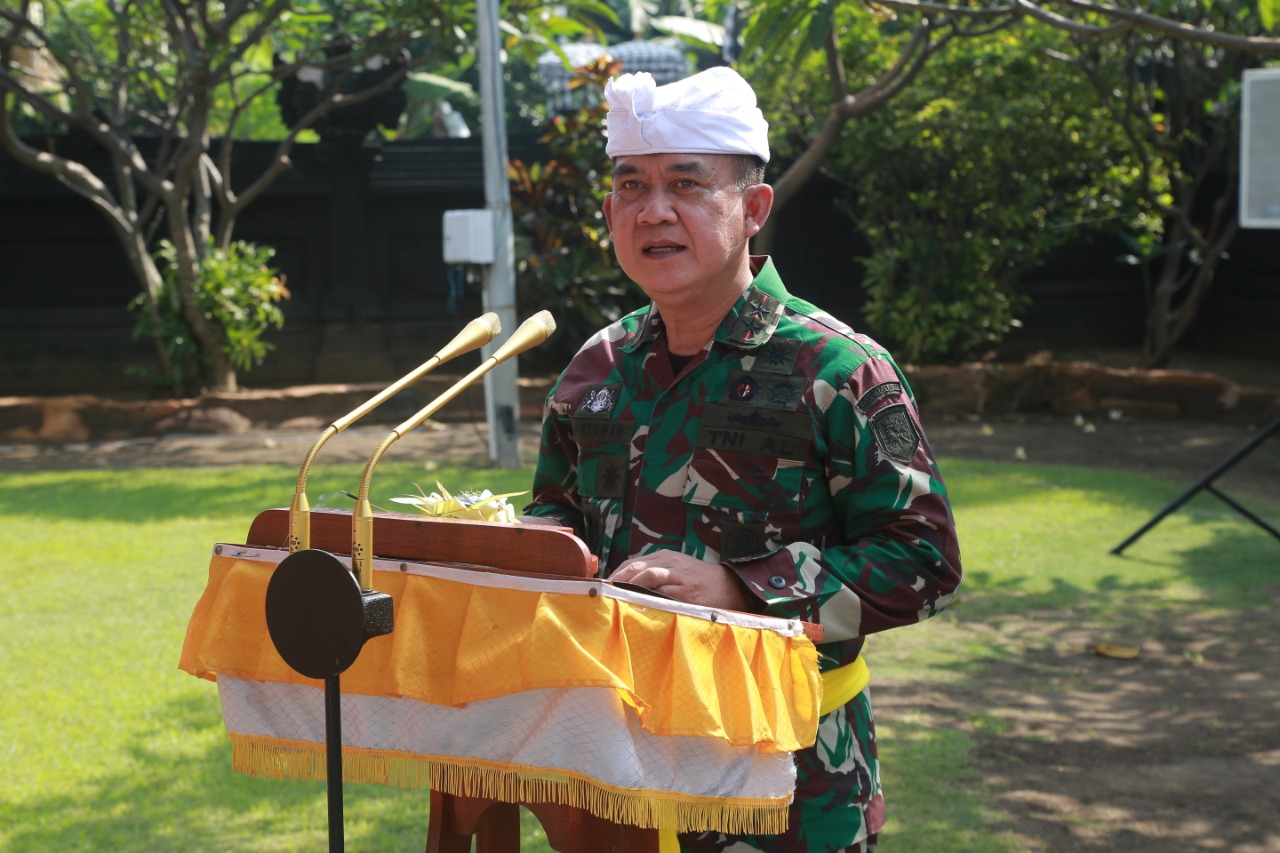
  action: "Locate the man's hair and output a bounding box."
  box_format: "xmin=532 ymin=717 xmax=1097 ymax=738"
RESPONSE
xmin=733 ymin=155 xmax=767 ymax=191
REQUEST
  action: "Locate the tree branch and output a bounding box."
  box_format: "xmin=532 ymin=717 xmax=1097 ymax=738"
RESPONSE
xmin=758 ymin=18 xmax=953 ymax=251
xmin=227 ymin=54 xmax=429 ymax=215
xmin=1013 ymin=0 xmax=1131 ymax=37
xmin=1055 ymin=0 xmax=1280 ymax=53
xmin=0 ymin=109 xmax=135 ymax=234
xmin=864 ymin=0 xmax=1280 ymax=52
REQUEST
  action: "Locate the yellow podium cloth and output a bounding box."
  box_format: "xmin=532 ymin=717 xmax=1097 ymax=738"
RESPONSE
xmin=180 ymin=546 xmax=823 ymax=834
xmin=656 ymin=655 xmax=873 ymax=849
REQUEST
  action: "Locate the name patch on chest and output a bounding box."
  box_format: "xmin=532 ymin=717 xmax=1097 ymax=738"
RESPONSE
xmin=696 ymin=404 xmax=810 ymax=460
xmin=695 ymin=425 xmax=807 ymax=460
xmin=571 ymin=418 xmax=636 ymax=445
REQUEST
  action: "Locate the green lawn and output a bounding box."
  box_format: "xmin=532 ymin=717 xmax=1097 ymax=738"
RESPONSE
xmin=0 ymin=457 xmax=1275 ymax=851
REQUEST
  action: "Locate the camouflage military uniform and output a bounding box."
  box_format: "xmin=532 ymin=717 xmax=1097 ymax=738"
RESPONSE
xmin=525 ymin=257 xmax=962 ymax=852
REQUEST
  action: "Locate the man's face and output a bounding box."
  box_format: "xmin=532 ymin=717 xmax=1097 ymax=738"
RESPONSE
xmin=603 ymin=153 xmax=771 ymax=305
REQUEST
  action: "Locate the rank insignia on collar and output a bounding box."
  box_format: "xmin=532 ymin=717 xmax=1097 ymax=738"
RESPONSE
xmin=576 ymin=383 xmax=622 ymax=418
xmin=869 ymin=404 xmax=920 ymax=465
xmin=728 ymin=293 xmax=782 ymax=346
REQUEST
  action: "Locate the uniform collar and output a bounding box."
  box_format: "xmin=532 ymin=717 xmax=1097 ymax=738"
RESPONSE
xmin=622 ymin=256 xmax=786 ymax=354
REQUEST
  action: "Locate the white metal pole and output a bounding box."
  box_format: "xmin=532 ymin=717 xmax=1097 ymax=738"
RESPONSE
xmin=477 ymin=0 xmax=521 ymax=468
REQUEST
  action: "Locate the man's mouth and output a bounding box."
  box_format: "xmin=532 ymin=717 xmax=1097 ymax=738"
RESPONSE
xmin=643 ymin=244 xmax=684 ymax=255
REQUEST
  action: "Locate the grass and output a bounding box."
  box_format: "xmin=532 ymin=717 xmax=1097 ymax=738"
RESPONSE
xmin=1 ymin=457 xmax=1277 ymax=851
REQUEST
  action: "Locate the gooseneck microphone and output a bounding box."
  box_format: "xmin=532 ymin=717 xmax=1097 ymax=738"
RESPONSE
xmin=349 ymin=310 xmax=557 ymax=590
xmin=288 ymin=313 xmax=502 ymax=553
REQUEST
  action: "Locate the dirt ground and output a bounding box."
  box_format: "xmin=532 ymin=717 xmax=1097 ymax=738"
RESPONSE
xmin=3 ymin=385 xmax=1278 ymax=851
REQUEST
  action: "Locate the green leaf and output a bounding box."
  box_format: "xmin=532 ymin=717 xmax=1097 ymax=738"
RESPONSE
xmin=1261 ymin=0 xmax=1278 ymax=30
xmin=241 ymin=36 xmax=274 ymax=72
xmin=404 ymin=72 xmax=479 ymax=105
xmin=805 ymin=1 xmax=835 ymax=57
xmin=281 ymin=12 xmax=334 ymax=25
xmin=651 ymin=15 xmax=725 ymax=49
xmin=742 ymin=2 xmax=795 ymax=57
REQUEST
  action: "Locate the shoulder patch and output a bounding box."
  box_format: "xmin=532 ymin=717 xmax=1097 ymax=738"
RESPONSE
xmin=855 ymin=381 xmax=904 ymax=414
xmin=869 ymin=404 xmax=920 ymax=465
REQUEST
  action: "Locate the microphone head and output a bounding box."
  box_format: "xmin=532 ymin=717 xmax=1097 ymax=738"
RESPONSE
xmin=491 ymin=310 xmax=558 ymax=362
xmin=476 ymin=311 xmax=502 ymax=339
xmin=434 ymin=311 xmax=504 ymax=365
xmin=526 ymin=310 xmax=556 ymax=342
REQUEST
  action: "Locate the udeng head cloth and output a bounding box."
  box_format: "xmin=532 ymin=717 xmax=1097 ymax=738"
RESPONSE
xmin=604 ymin=67 xmax=770 ymax=163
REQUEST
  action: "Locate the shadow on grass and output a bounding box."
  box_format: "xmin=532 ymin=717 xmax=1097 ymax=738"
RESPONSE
xmin=0 ymin=691 xmax=436 ymax=853
xmin=872 ymin=462 xmax=1280 ymax=849
xmin=873 ymin=592 xmax=1280 ymax=852
xmin=946 ymin=459 xmax=1279 ymax=615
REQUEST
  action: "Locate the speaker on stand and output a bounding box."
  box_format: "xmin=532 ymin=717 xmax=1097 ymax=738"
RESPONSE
xmin=1240 ymin=68 xmax=1280 ymax=230
xmin=1112 ymin=68 xmax=1280 ymax=554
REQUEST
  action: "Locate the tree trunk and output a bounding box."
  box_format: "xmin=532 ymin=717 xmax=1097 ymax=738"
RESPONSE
xmin=207 ymin=347 xmax=238 ymax=393
xmin=123 ymin=236 xmax=184 ymax=396
xmin=1142 ymin=210 xmax=1239 ymax=369
xmin=1143 ymin=229 xmax=1185 ymax=368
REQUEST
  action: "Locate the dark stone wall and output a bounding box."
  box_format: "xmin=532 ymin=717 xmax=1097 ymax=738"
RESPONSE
xmin=0 ymin=138 xmax=502 ymax=396
xmin=2 ymin=138 xmax=1277 ymax=398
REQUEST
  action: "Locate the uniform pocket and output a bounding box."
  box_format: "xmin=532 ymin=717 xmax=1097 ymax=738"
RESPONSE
xmin=683 ymin=450 xmax=803 ymax=513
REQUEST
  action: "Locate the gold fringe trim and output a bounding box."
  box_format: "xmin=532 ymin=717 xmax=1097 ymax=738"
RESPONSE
xmin=230 ymin=733 xmax=790 ymax=835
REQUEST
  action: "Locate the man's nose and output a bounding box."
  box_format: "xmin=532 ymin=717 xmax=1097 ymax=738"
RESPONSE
xmin=637 ymin=189 xmax=677 ymax=225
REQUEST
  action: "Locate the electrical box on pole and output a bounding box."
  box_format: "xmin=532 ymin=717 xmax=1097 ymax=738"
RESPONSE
xmin=443 ymin=210 xmax=496 ymax=264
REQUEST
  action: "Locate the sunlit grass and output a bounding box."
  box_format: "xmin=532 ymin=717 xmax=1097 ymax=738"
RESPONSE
xmin=1 ymin=458 xmax=1276 ymax=851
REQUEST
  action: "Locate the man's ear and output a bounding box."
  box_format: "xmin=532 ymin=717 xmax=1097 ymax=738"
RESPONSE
xmin=603 ymin=192 xmax=614 ymax=232
xmin=742 ymin=183 xmax=773 ymax=238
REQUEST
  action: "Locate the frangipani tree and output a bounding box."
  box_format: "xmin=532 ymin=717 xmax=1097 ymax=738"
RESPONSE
xmin=0 ymin=0 xmax=611 ymax=393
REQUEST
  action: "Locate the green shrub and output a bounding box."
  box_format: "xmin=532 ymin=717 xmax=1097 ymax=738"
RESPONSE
xmin=508 ymin=58 xmax=640 ymax=367
xmin=834 ymin=29 xmax=1146 ymax=363
xmin=129 ymin=238 xmax=289 ymax=394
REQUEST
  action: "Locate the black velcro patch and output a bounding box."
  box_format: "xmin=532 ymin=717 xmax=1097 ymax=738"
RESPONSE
xmin=720 ymin=522 xmax=770 ymax=561
xmin=592 ymin=453 xmax=628 ymax=498
xmin=869 ymin=404 xmax=920 ymax=465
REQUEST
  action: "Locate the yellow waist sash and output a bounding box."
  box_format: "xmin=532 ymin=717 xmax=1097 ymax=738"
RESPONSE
xmin=820 ymin=655 xmax=871 ymax=716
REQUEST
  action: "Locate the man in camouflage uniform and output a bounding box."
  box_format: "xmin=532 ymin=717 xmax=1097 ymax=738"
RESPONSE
xmin=523 ymin=66 xmax=962 ymax=852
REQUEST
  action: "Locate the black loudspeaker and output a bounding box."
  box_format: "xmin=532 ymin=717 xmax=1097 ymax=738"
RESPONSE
xmin=1240 ymin=68 xmax=1280 ymax=230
